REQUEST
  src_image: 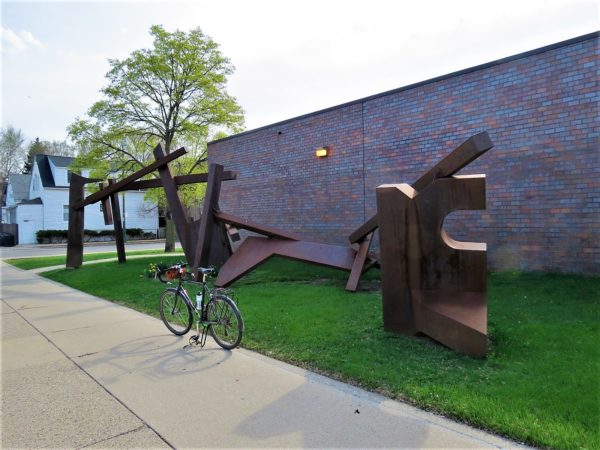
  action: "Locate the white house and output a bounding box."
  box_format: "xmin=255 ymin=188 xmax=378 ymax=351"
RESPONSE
xmin=4 ymin=154 xmax=158 ymax=244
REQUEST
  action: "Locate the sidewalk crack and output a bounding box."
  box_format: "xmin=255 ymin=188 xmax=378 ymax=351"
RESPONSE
xmin=76 ymin=425 xmax=147 ymax=449
xmin=77 ymin=351 xmax=99 ymax=358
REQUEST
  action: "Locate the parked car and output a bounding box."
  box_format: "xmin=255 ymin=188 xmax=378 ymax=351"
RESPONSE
xmin=0 ymin=232 xmax=16 ymax=247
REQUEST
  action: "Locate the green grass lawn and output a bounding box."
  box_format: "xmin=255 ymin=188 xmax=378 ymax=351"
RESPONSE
xmin=4 ymin=249 xmax=180 ymax=270
xmin=40 ymin=256 xmax=599 ymax=449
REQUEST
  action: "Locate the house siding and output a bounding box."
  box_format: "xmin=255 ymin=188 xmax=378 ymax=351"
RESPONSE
xmin=29 ymin=163 xmax=42 ymax=199
xmin=7 ymin=155 xmax=159 ymax=244
xmin=208 ymin=33 xmax=600 ymax=275
xmin=81 ymin=190 xmax=158 ymax=231
xmin=5 ymin=185 xmax=15 ymax=207
xmin=41 ymin=188 xmax=158 ymax=233
xmin=16 ymin=204 xmax=43 ymax=244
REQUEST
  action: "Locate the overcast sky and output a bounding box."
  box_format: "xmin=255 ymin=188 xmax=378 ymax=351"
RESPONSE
xmin=1 ymin=0 xmax=598 ymax=143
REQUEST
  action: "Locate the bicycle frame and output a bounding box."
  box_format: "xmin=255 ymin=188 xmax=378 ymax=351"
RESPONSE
xmin=169 ymin=274 xmax=213 ymax=345
xmin=159 ymin=263 xmax=243 ymax=349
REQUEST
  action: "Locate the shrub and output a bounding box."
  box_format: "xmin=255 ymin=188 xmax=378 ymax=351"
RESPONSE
xmin=36 ymin=228 xmax=155 ymax=243
xmin=126 ymin=228 xmax=143 ymax=237
xmin=36 ymin=229 xmax=68 ymax=243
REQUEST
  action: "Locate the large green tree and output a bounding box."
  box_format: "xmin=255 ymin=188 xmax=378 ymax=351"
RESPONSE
xmin=69 ymin=25 xmax=244 ymax=251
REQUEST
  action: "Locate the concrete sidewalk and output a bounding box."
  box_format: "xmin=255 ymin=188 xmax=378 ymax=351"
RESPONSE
xmin=0 ymin=262 xmax=527 ymax=449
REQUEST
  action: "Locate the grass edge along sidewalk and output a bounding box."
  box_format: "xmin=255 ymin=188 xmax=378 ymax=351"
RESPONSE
xmin=38 ymin=256 xmax=600 ymax=450
xmin=4 ymin=249 xmax=178 ymax=270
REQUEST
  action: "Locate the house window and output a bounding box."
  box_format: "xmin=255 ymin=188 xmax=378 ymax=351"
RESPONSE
xmin=63 ymin=205 xmax=69 ymax=221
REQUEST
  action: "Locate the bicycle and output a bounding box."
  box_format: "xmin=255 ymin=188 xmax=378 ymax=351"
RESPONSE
xmin=157 ymin=262 xmax=244 ymax=350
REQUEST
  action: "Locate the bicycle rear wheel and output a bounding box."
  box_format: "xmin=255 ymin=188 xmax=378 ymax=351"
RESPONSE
xmin=207 ymin=295 xmax=243 ymax=350
xmin=160 ymin=288 xmax=193 ymax=335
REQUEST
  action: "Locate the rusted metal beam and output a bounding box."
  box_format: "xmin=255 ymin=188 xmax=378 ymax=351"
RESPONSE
xmin=108 ymin=179 xmax=126 ymax=264
xmin=345 ymin=232 xmax=373 ymax=291
xmin=73 ymin=146 xmax=186 ymax=209
xmin=193 ymin=163 xmax=225 ymax=273
xmin=215 ymin=236 xmax=356 ymax=287
xmin=214 ymin=210 xmax=302 ymax=241
xmin=349 ymin=131 xmax=493 ymax=244
xmin=154 ymin=145 xmax=193 ymax=263
xmin=66 ymin=173 xmax=101 ymax=269
xmin=124 ymin=171 xmax=237 ymax=191
xmin=411 ymin=131 xmax=493 ymax=191
xmin=225 ymin=224 xmax=241 ymax=242
xmin=99 ymin=182 xmax=113 ymax=225
xmin=348 ymin=215 xmax=377 ymax=244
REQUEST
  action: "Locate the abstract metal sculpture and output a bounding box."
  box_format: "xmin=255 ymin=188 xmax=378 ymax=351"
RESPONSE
xmin=66 ymin=132 xmax=493 ymax=357
xmin=66 ymin=145 xmax=236 ymax=269
xmin=376 ymin=132 xmax=493 ymax=356
xmin=190 ymin=164 xmax=377 ymax=291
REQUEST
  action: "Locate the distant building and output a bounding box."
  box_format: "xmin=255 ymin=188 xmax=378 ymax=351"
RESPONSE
xmin=3 ymin=154 xmax=158 ymax=244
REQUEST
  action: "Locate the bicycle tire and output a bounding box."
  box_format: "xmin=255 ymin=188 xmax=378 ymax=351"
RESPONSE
xmin=160 ymin=288 xmax=193 ymax=335
xmin=207 ymin=295 xmax=244 ymax=350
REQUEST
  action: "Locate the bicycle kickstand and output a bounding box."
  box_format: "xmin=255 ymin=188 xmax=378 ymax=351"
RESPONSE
xmin=188 ymin=324 xmax=209 ymax=348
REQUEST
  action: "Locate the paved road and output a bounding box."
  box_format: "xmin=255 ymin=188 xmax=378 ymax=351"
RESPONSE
xmin=0 ymin=261 xmax=527 ymax=449
xmin=0 ymin=240 xmax=176 ymax=259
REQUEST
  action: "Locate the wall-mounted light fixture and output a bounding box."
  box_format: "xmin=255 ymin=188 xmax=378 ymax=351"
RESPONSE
xmin=315 ymin=146 xmax=329 ymax=158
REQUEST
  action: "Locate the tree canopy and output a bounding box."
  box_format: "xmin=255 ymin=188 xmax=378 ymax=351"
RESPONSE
xmin=68 ymin=25 xmax=244 ymax=250
xmin=22 ymin=138 xmax=77 ymax=174
xmin=69 ymin=24 xmax=243 ymax=166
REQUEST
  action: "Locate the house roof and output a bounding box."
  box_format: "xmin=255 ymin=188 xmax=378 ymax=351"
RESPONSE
xmin=7 ymin=174 xmax=32 ymax=202
xmin=20 ymin=197 xmax=43 ymax=205
xmin=35 ymin=154 xmax=75 ymax=188
xmin=47 ymin=155 xmax=75 ymax=167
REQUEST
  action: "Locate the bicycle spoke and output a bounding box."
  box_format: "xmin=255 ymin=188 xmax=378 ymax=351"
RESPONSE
xmin=208 ymin=296 xmax=243 ymax=350
xmin=160 ymin=290 xmax=192 ymax=335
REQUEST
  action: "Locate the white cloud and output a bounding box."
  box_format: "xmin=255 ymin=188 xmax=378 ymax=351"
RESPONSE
xmin=1 ymin=27 xmax=44 ymax=55
xmin=1 ymin=0 xmax=597 ymax=140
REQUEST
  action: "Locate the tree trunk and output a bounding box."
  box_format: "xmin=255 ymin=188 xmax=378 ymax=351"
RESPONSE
xmin=163 ymin=140 xmax=176 ymax=253
xmin=164 ymin=212 xmax=176 ymax=252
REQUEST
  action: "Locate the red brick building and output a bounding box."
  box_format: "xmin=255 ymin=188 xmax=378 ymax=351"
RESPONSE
xmin=208 ymin=32 xmax=599 ymax=275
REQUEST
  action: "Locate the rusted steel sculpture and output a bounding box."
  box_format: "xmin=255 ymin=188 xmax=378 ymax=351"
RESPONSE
xmin=67 ymin=143 xmax=377 ymax=289
xmin=208 ymin=133 xmax=491 ymax=296
xmin=67 ymin=132 xmax=493 ymax=357
xmin=189 ymin=166 xmax=377 ymax=291
xmin=66 ymin=145 xmax=236 ymax=269
xmin=376 ymin=132 xmax=493 ymax=356
xmin=66 ymin=173 xmax=101 ymax=268
xmin=205 ymin=189 xmax=377 ymax=290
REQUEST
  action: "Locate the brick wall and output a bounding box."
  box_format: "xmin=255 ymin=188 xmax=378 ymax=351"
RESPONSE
xmin=209 ymin=33 xmax=599 ymax=275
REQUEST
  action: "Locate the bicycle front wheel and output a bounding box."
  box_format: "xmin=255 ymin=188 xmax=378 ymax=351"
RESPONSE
xmin=160 ymin=288 xmax=193 ymax=335
xmin=208 ymin=295 xmax=244 ymax=350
